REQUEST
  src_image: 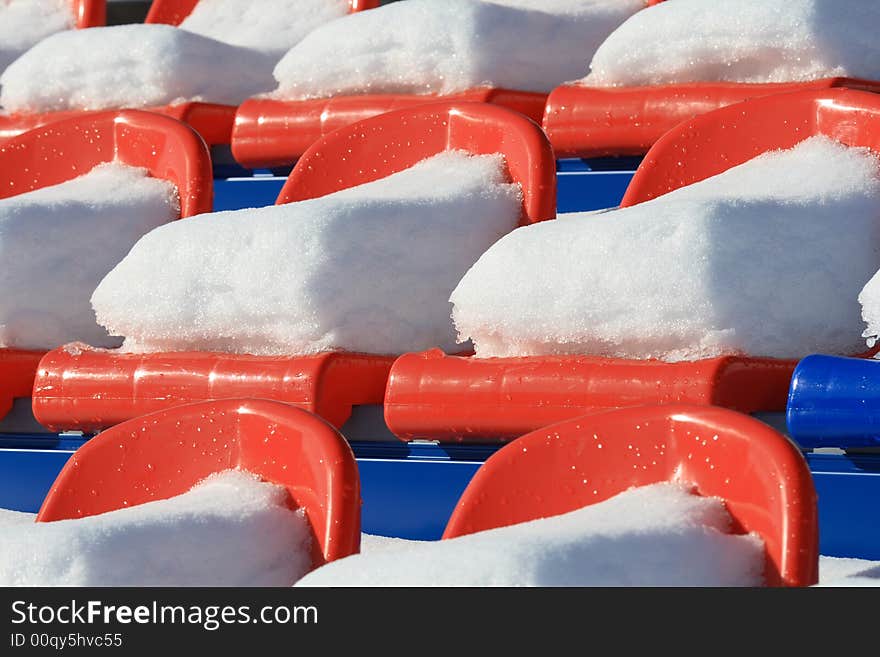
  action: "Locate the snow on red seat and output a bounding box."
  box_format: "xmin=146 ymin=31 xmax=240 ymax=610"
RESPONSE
xmin=544 ymin=77 xmax=880 ymax=159
xmin=543 ymin=0 xmax=880 ymax=158
xmin=0 ymin=1 xmax=376 ymax=147
xmin=443 ymin=404 xmax=819 ymax=587
xmin=31 ymin=102 xmax=557 ymax=434
xmin=0 ymin=109 xmax=212 ymax=423
xmin=231 ymin=0 xmax=645 ymax=168
xmin=384 ymin=88 xmax=880 ymax=443
xmin=36 ymin=399 xmax=362 ymax=569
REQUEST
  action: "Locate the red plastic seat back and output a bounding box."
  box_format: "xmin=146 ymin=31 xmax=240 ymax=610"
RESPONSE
xmin=146 ymin=0 xmax=377 ymax=25
xmin=621 ymin=88 xmax=880 ymax=206
xmin=277 ymin=101 xmax=557 ymax=225
xmin=0 ymin=110 xmax=213 ymax=217
xmin=36 ymin=399 xmax=361 ymax=568
xmin=74 ymin=0 xmax=105 ymax=27
xmin=444 ymin=404 xmax=818 ymax=587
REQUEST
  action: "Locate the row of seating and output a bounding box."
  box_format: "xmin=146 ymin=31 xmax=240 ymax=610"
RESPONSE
xmin=36 ymin=398 xmax=819 ymax=586
xmin=6 ymin=1 xmax=880 ymax=166
xmin=4 ymin=88 xmax=880 ymax=446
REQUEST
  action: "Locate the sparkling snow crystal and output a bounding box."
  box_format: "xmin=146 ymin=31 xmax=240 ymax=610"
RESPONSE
xmin=0 ymin=24 xmax=277 ymax=113
xmin=92 ymin=151 xmax=522 ymax=355
xmin=0 ymin=470 xmax=313 ymax=587
xmin=583 ymin=0 xmax=880 ymax=87
xmin=0 ymin=162 xmax=178 ymax=350
xmin=272 ymin=0 xmax=644 ymax=100
xmin=298 ymin=482 xmax=765 ymax=587
xmin=451 ymin=136 xmax=880 ymax=361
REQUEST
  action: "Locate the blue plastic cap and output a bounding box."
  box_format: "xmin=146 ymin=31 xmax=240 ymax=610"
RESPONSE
xmin=787 ymin=354 xmax=880 ymax=449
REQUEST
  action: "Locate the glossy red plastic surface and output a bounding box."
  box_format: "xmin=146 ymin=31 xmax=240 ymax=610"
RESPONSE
xmin=146 ymin=0 xmax=376 ymax=24
xmin=74 ymin=0 xmax=105 ymax=27
xmin=0 ymin=351 xmax=44 ymax=420
xmin=0 ymin=103 xmax=237 ymax=147
xmin=0 ymin=111 xmax=212 ymax=421
xmin=232 ymin=89 xmax=549 ymax=168
xmin=443 ymin=404 xmax=819 ymax=587
xmin=385 ymin=349 xmax=795 ymax=442
xmin=278 ymin=101 xmax=556 ymax=225
xmin=0 ymin=110 xmax=213 ymax=214
xmin=543 ymin=77 xmax=880 ymax=159
xmin=622 ymin=87 xmax=880 ymax=205
xmin=37 ymin=399 xmax=361 ymax=567
xmin=33 ymin=349 xmax=393 ymax=433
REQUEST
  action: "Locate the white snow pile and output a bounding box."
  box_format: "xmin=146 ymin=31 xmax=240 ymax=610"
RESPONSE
xmin=0 ymin=162 xmax=178 ymax=351
xmin=92 ymin=151 xmax=522 ymax=355
xmin=272 ymin=0 xmax=644 ymax=100
xmin=857 ymin=271 xmax=880 ymax=352
xmin=0 ymin=470 xmax=313 ymax=587
xmin=298 ymin=482 xmax=765 ymax=587
xmin=0 ymin=24 xmax=277 ymax=113
xmin=583 ymin=0 xmax=880 ymax=87
xmin=817 ymin=556 xmax=880 ymax=587
xmin=179 ymin=0 xmax=350 ymax=58
xmin=0 ymin=0 xmax=74 ymax=75
xmin=451 ymin=136 xmax=880 ymax=361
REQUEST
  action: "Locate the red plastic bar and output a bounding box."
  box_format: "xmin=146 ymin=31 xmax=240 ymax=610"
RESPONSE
xmin=232 ymin=89 xmax=549 ymax=168
xmin=0 ymin=351 xmax=44 ymax=420
xmin=146 ymin=0 xmax=377 ymax=25
xmin=0 ymin=111 xmax=212 ymax=421
xmin=543 ymin=77 xmax=880 ymax=159
xmin=37 ymin=399 xmax=362 ymax=568
xmin=73 ymin=0 xmax=105 ymax=27
xmin=0 ymin=102 xmax=237 ymax=147
xmin=33 ymin=349 xmax=393 ymax=433
xmin=277 ymin=101 xmax=556 ymax=225
xmin=384 ymin=350 xmax=795 ymax=442
xmin=444 ymin=404 xmax=819 ymax=587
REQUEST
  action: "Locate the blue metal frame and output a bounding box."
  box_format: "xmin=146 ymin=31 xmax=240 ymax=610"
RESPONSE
xmin=555 ymin=157 xmax=639 ymax=213
xmin=2 ymin=434 xmax=878 ymax=558
xmin=210 ymin=159 xmax=640 ymax=214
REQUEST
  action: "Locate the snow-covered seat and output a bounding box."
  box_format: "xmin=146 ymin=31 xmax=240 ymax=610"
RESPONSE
xmin=443 ymin=405 xmax=819 ymax=586
xmin=383 ymin=88 xmax=880 ymax=443
xmin=36 ymin=398 xmax=362 ymax=570
xmin=544 ymin=0 xmax=880 ymax=158
xmin=0 ymin=0 xmax=376 ymax=147
xmin=0 ymin=110 xmax=212 ymax=424
xmin=232 ymin=0 xmax=650 ymax=168
xmin=31 ymin=102 xmax=556 ymax=434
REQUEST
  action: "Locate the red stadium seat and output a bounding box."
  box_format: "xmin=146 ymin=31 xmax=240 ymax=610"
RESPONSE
xmin=32 ymin=102 xmax=556 ymax=433
xmin=384 ymin=89 xmax=880 ymax=443
xmin=37 ymin=399 xmax=362 ymax=568
xmin=444 ymin=404 xmax=819 ymax=587
xmin=0 ymin=110 xmax=212 ymax=423
xmin=544 ymin=78 xmax=880 ymax=159
xmin=0 ymin=1 xmax=378 ymax=146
